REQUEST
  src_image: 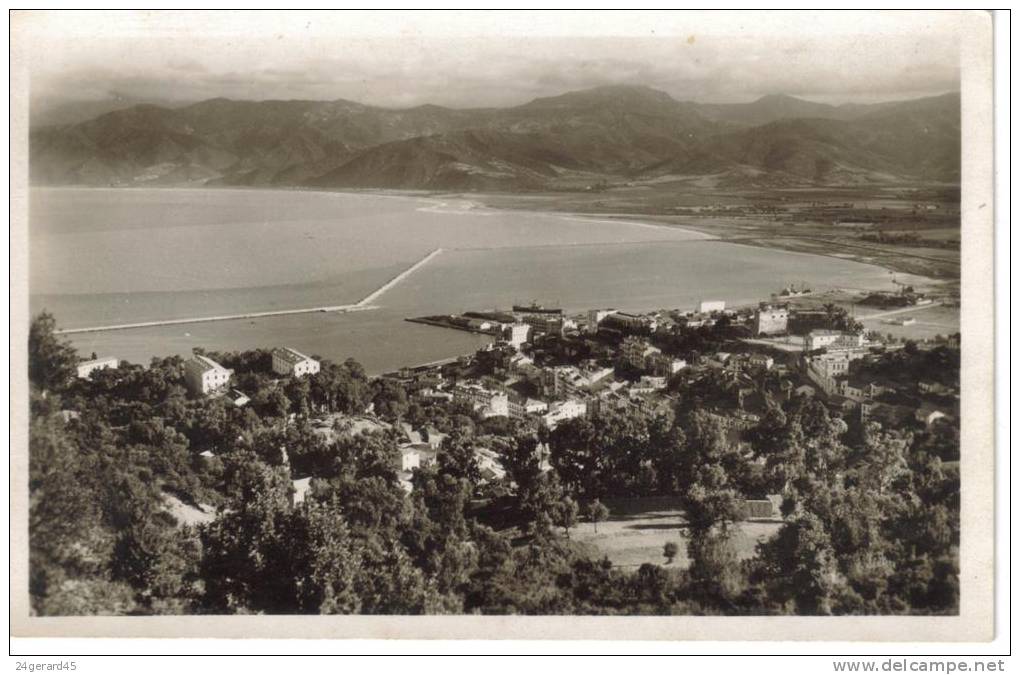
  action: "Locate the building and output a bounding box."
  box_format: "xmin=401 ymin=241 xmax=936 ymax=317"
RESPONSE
xmin=804 ymin=352 xmax=852 ymax=395
xmin=184 ymin=355 xmax=233 ymax=396
xmin=542 ymin=399 xmax=588 ymax=428
xmin=754 ymin=305 xmax=789 ymax=335
xmin=228 ymin=389 xmax=250 ymax=407
xmin=505 ymin=323 xmax=531 ymax=349
xmin=272 ymin=347 xmax=320 ymax=377
xmin=747 ymin=354 xmax=774 ymax=371
xmin=508 ymin=394 xmax=548 ymax=419
xmin=601 ymin=311 xmax=653 ymax=333
xmin=698 ymin=300 xmax=726 ymax=314
xmin=400 ymin=443 xmax=437 ymax=472
xmin=804 ymin=330 xmax=867 ymax=352
xmin=647 ymin=352 xmax=687 ymax=377
xmin=630 ymin=376 xmax=667 ymax=395
xmin=292 ymin=477 xmax=313 ymax=506
xmin=521 ymin=314 xmax=564 ymax=337
xmin=76 ymin=356 xmax=118 ymax=379
xmin=587 ymin=309 xmax=617 ymax=332
xmin=540 ymin=365 xmax=613 ymax=400
xmin=621 ymin=337 xmax=660 ymax=371
xmin=804 ymin=329 xmax=843 ymax=351
xmin=514 ymin=305 xmax=564 ymax=337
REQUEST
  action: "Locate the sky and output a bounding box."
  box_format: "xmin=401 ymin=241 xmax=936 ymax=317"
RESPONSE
xmin=17 ymin=10 xmax=962 ymax=118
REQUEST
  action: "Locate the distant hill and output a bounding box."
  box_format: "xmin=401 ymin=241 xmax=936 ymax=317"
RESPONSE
xmin=29 ymin=86 xmax=960 ymax=190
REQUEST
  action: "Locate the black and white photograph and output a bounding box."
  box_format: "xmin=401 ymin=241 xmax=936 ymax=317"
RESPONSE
xmin=8 ymin=9 xmax=999 ymax=647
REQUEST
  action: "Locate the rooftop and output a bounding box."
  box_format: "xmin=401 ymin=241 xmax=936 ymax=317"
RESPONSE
xmin=78 ymin=356 xmax=117 ymax=367
xmin=187 ymin=354 xmax=229 ymax=373
xmin=272 ymin=346 xmax=315 ymax=366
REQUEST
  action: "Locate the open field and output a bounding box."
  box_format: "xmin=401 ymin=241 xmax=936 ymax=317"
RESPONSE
xmin=567 ymin=497 xmax=782 ymax=570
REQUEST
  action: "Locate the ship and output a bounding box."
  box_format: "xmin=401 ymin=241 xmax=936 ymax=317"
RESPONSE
xmin=512 ymin=302 xmax=563 ymax=316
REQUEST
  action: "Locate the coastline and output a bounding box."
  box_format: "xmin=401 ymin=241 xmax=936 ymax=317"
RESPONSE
xmin=33 ymin=183 xmax=955 ymax=285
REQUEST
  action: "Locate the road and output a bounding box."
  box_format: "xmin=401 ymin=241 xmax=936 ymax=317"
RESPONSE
xmin=857 ymin=301 xmax=943 ymax=321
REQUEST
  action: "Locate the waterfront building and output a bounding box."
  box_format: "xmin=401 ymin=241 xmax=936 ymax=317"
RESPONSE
xmin=587 ymin=309 xmax=617 ymax=332
xmin=601 ymin=311 xmax=653 ymax=333
xmin=184 ymin=355 xmax=233 ymax=396
xmin=272 ymin=347 xmax=321 ymax=377
xmin=76 ymin=356 xmax=118 ymax=379
xmin=699 ymin=300 xmax=726 ymax=314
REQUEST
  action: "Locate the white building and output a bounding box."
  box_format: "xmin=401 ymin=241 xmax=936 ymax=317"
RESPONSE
xmin=400 ymin=444 xmax=437 ymax=472
xmin=804 ymin=330 xmax=867 ymax=352
xmin=804 ymin=352 xmax=852 ymax=395
xmin=543 ymin=399 xmax=588 ymax=428
xmin=754 ymin=306 xmax=789 ymax=335
xmin=272 ymin=347 xmax=321 ymax=377
xmin=698 ymin=300 xmax=726 ymax=314
xmin=647 ymin=352 xmax=686 ymax=377
xmin=184 ymin=355 xmax=233 ymax=396
xmin=541 ymin=365 xmax=613 ymax=400
xmin=587 ymin=309 xmax=617 ymax=332
xmin=747 ymin=354 xmax=774 ymax=371
xmin=506 ymin=323 xmax=531 ymax=349
xmin=508 ymin=394 xmax=549 ymax=419
xmin=804 ymin=330 xmax=842 ymax=351
xmin=76 ymin=356 xmax=118 ymax=379
xmin=228 ymin=389 xmax=250 ymax=407
xmin=630 ymin=376 xmax=667 ymax=395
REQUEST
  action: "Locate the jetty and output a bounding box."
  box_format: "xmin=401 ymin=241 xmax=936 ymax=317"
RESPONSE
xmin=56 ymin=248 xmax=445 ymax=335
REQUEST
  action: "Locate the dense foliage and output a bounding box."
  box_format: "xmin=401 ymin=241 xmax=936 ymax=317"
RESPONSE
xmin=27 ymin=312 xmax=959 ymax=616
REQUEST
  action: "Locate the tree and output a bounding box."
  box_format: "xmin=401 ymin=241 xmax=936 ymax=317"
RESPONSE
xmin=686 ymin=526 xmax=742 ymax=605
xmin=551 ymin=495 xmax=579 ymax=538
xmin=437 ymin=431 xmax=481 ymax=487
xmin=583 ymin=500 xmax=610 ymax=534
xmin=200 ymin=454 xmax=295 ymax=612
xmin=28 ymin=413 xmax=109 ymax=614
xmin=29 ymin=312 xmax=78 ymax=394
xmin=752 ymin=513 xmax=842 ymax=615
xmin=265 ymin=387 xmax=291 ymax=422
xmin=663 ymin=541 xmax=679 ymax=565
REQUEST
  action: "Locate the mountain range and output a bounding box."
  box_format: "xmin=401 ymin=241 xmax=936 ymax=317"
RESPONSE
xmin=29 ymin=85 xmax=960 ymax=191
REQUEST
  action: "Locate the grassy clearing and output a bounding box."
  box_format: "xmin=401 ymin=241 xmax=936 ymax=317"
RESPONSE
xmin=566 ymin=497 xmax=782 ymax=570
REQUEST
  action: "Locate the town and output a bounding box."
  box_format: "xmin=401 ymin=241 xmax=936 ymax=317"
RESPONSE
xmin=28 ymin=278 xmax=961 ymax=616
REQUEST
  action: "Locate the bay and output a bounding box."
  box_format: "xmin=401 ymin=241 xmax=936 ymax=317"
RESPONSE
xmin=29 ymin=187 xmax=904 ymax=374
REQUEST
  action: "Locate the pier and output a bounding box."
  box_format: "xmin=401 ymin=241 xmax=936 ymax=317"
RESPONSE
xmin=56 ymin=248 xmax=445 ymax=335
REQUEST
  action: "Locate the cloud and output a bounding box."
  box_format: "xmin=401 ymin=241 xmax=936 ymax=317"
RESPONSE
xmin=26 ymin=25 xmax=961 ymax=113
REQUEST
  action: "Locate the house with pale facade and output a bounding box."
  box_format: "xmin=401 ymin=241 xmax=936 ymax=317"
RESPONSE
xmin=184 ymin=355 xmax=233 ymax=396
xmin=272 ymin=347 xmax=321 ymax=377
